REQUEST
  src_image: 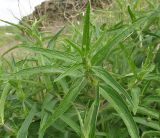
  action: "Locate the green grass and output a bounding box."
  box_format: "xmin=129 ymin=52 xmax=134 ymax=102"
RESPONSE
xmin=0 ymin=0 xmax=160 ymax=138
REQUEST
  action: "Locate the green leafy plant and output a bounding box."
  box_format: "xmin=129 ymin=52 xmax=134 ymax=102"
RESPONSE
xmin=0 ymin=1 xmax=160 ymax=138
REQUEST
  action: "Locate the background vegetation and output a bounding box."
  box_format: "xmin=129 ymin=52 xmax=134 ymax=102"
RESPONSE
xmin=0 ymin=26 xmax=17 ymax=47
xmin=0 ymin=0 xmax=160 ymax=138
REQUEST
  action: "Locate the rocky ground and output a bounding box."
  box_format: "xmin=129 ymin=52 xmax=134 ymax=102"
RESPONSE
xmin=22 ymin=0 xmax=111 ymax=28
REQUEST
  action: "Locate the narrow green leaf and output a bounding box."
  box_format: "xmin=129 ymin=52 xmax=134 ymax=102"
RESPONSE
xmin=81 ymin=88 xmax=99 ymax=137
xmin=76 ymin=107 xmax=84 ymax=134
xmin=65 ymin=39 xmax=82 ymax=56
xmin=137 ymin=106 xmax=159 ymax=119
xmin=134 ymin=117 xmax=160 ymax=130
xmin=0 ymin=19 xmax=25 ymax=30
xmin=120 ymin=43 xmax=137 ymax=77
xmin=128 ymin=6 xmax=136 ymax=22
xmin=144 ymin=73 xmax=160 ymax=82
xmin=83 ymin=103 xmax=96 ymax=138
xmin=143 ymin=96 xmax=160 ymax=104
xmin=100 ymin=84 xmax=139 ymax=138
xmin=39 ymin=94 xmax=57 ymax=137
xmin=89 ymin=86 xmax=100 ymax=138
xmin=82 ymin=3 xmax=90 ymax=54
xmin=54 ymin=64 xmax=83 ymax=82
xmin=48 ymin=27 xmax=65 ymax=49
xmin=60 ymin=114 xmax=81 ymax=136
xmin=0 ymin=83 xmax=10 ymax=125
xmin=15 ymin=66 xmax=64 ymax=76
xmin=142 ymin=131 xmax=160 ymax=138
xmin=4 ymin=45 xmax=76 ymax=63
xmin=40 ymin=78 xmax=86 ymax=137
xmin=91 ymin=27 xmax=133 ymax=65
xmin=131 ymin=87 xmax=140 ymax=114
xmin=58 ymin=79 xmax=69 ymax=93
xmin=89 ymin=30 xmax=106 ymax=55
xmin=1 ymin=66 xmax=64 ymax=81
xmin=92 ymin=66 xmax=133 ymax=106
xmin=17 ymin=104 xmax=37 ymax=138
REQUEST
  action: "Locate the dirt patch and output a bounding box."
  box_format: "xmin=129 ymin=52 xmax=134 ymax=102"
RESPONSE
xmin=22 ymin=0 xmax=111 ymax=28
